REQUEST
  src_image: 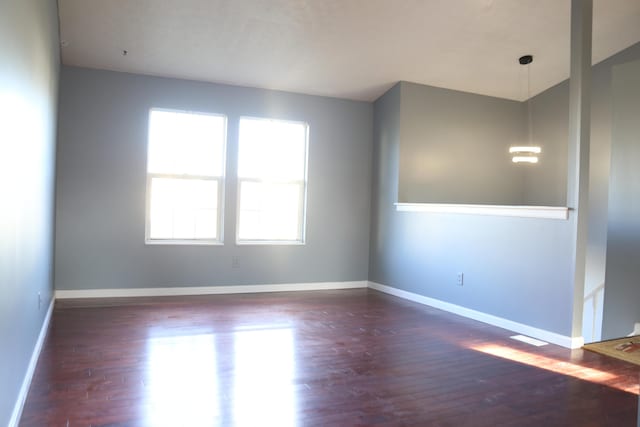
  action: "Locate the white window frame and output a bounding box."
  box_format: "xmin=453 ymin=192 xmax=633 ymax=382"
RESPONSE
xmin=145 ymin=108 xmax=227 ymax=245
xmin=236 ymin=117 xmax=309 ymax=245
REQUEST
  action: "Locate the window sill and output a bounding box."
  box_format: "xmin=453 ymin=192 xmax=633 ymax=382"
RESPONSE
xmin=145 ymin=239 xmax=224 ymax=246
xmin=394 ymin=203 xmax=570 ymax=220
xmin=236 ymin=240 xmax=306 ymax=246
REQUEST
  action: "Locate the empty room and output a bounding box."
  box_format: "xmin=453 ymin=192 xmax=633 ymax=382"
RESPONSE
xmin=3 ymin=0 xmax=640 ymax=425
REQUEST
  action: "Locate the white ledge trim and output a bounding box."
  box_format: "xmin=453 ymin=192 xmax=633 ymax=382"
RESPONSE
xmin=395 ymin=203 xmax=570 ymax=219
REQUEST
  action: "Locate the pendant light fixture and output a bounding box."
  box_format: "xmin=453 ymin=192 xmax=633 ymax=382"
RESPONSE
xmin=510 ymin=54 xmax=541 ymax=164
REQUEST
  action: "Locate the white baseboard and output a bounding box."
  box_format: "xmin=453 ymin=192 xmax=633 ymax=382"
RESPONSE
xmin=55 ymin=281 xmax=368 ymax=299
xmin=368 ymin=281 xmax=583 ymax=349
xmin=9 ymin=298 xmax=54 ymax=427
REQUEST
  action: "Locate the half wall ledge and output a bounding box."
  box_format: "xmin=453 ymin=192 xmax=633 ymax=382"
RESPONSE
xmin=395 ymin=203 xmax=570 ymax=220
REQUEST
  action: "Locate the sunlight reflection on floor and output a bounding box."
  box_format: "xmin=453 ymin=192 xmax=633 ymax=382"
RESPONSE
xmin=468 ymin=343 xmax=639 ymax=395
xmin=232 ymin=328 xmax=296 ymax=426
xmin=144 ymin=328 xmax=296 ymax=427
xmin=145 ymin=334 xmax=220 ymax=426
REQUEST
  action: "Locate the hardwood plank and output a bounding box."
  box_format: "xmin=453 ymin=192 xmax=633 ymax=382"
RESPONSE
xmin=20 ymin=289 xmax=640 ymax=426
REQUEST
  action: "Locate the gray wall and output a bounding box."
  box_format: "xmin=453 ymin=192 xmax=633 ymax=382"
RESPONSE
xmin=369 ymin=41 xmax=640 ymax=340
xmin=588 ymin=43 xmax=640 ymax=340
xmin=55 ymin=67 xmax=373 ymax=290
xmin=523 ymin=84 xmax=569 ymax=207
xmin=397 ymin=80 xmax=571 ymax=207
xmin=398 ymin=82 xmax=527 ymax=205
xmin=370 ymin=83 xmax=576 ymax=336
xmin=602 ymin=59 xmax=640 ymax=338
xmin=0 ymin=0 xmax=59 ymax=425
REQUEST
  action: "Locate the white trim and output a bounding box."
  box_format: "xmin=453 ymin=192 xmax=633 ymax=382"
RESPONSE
xmin=55 ymin=281 xmax=368 ymax=299
xmin=9 ymin=298 xmax=54 ymax=427
xmin=368 ymin=281 xmax=582 ymax=349
xmin=569 ymin=336 xmax=585 ymax=348
xmin=236 ymin=240 xmax=306 ymax=246
xmin=145 ymin=239 xmax=224 ymax=246
xmin=394 ymin=203 xmax=570 ymax=220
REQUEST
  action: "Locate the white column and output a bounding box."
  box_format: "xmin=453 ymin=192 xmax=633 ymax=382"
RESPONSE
xmin=567 ymin=0 xmax=592 ymax=340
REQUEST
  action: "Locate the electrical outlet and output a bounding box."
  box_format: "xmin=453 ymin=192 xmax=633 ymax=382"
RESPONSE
xmin=232 ymin=256 xmax=240 ymax=269
xmin=456 ymin=272 xmax=464 ymax=286
xmin=38 ymin=292 xmax=42 ymax=310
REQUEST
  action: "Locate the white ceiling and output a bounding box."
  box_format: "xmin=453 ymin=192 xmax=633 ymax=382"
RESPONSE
xmin=57 ymin=0 xmax=640 ymax=102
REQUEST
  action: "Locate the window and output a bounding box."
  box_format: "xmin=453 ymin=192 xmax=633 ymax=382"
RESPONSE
xmin=146 ymin=109 xmax=226 ymax=244
xmin=237 ymin=117 xmax=308 ymax=244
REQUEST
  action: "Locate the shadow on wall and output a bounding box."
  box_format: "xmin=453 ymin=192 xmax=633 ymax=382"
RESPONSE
xmin=603 ymin=59 xmax=640 ymax=340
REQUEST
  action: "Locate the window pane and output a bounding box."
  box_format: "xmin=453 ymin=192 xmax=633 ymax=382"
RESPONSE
xmin=238 ymin=181 xmax=302 ymax=241
xmin=238 ymin=118 xmax=307 ymax=180
xmin=148 ymin=110 xmax=226 ymax=177
xmin=149 ymin=177 xmax=218 ymax=240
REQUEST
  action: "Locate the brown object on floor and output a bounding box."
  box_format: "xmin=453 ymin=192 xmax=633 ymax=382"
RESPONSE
xmin=583 ymin=335 xmax=640 ymax=366
xmin=20 ymin=289 xmax=640 ymax=426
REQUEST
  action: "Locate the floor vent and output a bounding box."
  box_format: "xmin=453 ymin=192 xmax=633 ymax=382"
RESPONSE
xmin=510 ymin=335 xmax=548 ymax=347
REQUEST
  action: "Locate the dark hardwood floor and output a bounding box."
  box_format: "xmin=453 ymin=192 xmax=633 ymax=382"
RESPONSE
xmin=20 ymin=289 xmax=640 ymax=426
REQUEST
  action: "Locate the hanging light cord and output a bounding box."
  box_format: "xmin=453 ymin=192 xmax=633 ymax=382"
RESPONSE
xmin=527 ymin=60 xmax=533 ymax=145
